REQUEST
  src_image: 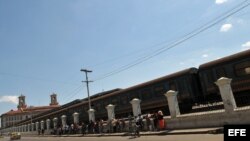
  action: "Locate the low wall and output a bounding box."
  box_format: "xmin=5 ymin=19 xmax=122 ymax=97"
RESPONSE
xmin=165 ymin=107 xmax=250 ymax=129
xmin=5 ymin=107 xmax=250 ymax=135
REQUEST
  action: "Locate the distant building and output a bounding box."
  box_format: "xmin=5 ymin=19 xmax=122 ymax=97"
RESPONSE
xmin=0 ymin=94 xmax=60 ymax=128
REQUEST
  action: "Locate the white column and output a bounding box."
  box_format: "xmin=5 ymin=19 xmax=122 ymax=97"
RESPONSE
xmin=36 ymin=122 xmax=39 ymax=131
xmin=215 ymin=77 xmax=237 ymax=112
xmin=88 ymin=108 xmax=95 ymax=122
xmin=73 ymin=112 xmax=79 ymax=124
xmin=40 ymin=120 xmax=44 ymax=130
xmin=106 ymin=104 xmax=115 ymax=120
xmin=61 ymin=115 xmax=67 ymax=128
xmin=164 ymin=90 xmax=180 ymax=118
xmin=130 ymin=98 xmax=141 ymax=117
xmin=46 ymin=119 xmax=51 ymax=131
xmin=25 ymin=124 xmax=27 ymax=132
xmin=53 ymin=117 xmax=58 ymax=129
xmin=31 ymin=123 xmax=35 ymax=132
xmin=28 ymin=124 xmax=30 ymax=132
xmin=22 ymin=125 xmax=25 ymax=132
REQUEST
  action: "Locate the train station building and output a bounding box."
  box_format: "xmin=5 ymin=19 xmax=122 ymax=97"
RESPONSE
xmin=0 ymin=94 xmax=60 ymax=128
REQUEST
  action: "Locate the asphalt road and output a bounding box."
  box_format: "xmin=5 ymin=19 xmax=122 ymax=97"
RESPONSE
xmin=1 ymin=134 xmax=223 ymax=141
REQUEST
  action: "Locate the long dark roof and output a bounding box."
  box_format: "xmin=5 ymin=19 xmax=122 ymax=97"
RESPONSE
xmin=199 ymin=49 xmax=250 ymax=69
xmin=92 ymin=67 xmax=198 ymax=100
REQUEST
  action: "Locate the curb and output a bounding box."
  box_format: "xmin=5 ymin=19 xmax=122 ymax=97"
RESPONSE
xmin=20 ymin=128 xmax=223 ymax=137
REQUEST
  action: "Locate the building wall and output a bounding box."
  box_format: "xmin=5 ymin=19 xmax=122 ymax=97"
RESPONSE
xmin=1 ymin=110 xmax=52 ymax=128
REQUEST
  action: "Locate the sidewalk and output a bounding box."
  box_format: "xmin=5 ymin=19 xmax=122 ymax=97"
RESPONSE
xmin=22 ymin=127 xmax=223 ymax=137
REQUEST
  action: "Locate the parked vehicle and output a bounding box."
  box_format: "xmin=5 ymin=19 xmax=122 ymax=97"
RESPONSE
xmin=10 ymin=132 xmax=21 ymax=140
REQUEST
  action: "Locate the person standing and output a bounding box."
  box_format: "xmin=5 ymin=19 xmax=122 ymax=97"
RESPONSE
xmin=135 ymin=116 xmax=141 ymax=137
xmin=158 ymin=110 xmax=165 ymax=130
xmin=153 ymin=112 xmax=158 ymax=131
xmin=146 ymin=113 xmax=152 ymax=131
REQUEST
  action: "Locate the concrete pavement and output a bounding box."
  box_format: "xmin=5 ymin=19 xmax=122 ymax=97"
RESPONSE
xmin=20 ymin=127 xmax=223 ymax=137
xmin=0 ymin=134 xmax=224 ymax=141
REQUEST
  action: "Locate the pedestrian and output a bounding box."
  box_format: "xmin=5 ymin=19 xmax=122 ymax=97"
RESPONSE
xmin=99 ymin=119 xmax=104 ymax=134
xmin=81 ymin=122 xmax=86 ymax=135
xmin=38 ymin=128 xmax=41 ymax=135
xmin=138 ymin=114 xmax=143 ymax=131
xmin=41 ymin=128 xmax=44 ymax=135
xmin=158 ymin=110 xmax=165 ymax=130
xmin=146 ymin=113 xmax=152 ymax=131
xmin=135 ymin=116 xmax=140 ymax=137
xmin=112 ymin=118 xmax=117 ymax=133
xmin=121 ymin=119 xmax=125 ymax=132
xmin=128 ymin=114 xmax=133 ymax=134
xmin=153 ymin=112 xmax=158 ymax=131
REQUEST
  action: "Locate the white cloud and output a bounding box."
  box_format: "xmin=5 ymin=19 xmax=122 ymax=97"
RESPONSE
xmin=0 ymin=96 xmax=18 ymax=105
xmin=215 ymin=0 xmax=228 ymax=5
xmin=241 ymin=41 xmax=250 ymax=51
xmin=202 ymin=54 xmax=209 ymax=58
xmin=220 ymin=24 xmax=232 ymax=32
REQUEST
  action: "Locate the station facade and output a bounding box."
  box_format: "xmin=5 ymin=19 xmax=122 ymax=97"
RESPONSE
xmin=0 ymin=94 xmax=60 ymax=128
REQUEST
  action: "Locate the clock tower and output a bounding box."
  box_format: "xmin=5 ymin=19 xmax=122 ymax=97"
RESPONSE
xmin=17 ymin=94 xmax=27 ymax=109
xmin=50 ymin=93 xmax=59 ymax=106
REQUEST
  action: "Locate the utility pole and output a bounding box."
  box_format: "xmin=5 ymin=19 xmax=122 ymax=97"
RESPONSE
xmin=80 ymin=69 xmax=93 ymax=110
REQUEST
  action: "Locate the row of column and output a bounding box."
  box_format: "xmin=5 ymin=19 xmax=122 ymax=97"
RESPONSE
xmin=5 ymin=98 xmax=141 ymax=133
xmin=1 ymin=77 xmax=236 ymax=133
xmin=166 ymin=77 xmax=238 ymax=118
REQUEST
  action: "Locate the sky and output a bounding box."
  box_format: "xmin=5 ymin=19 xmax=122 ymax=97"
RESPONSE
xmin=0 ymin=0 xmax=250 ymax=117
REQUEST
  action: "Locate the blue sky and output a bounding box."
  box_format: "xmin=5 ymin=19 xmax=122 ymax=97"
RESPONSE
xmin=0 ymin=0 xmax=250 ymax=116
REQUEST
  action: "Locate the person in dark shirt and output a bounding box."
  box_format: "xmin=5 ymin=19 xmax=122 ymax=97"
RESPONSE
xmin=153 ymin=112 xmax=158 ymax=131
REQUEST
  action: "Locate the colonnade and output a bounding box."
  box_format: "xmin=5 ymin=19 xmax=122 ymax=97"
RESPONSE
xmin=1 ymin=77 xmax=237 ymax=134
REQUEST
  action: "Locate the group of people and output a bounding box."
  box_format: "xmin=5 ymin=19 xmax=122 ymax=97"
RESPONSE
xmin=51 ymin=119 xmax=105 ymax=135
xmin=132 ymin=110 xmax=165 ymax=137
xmin=37 ymin=128 xmax=45 ymax=135
xmin=48 ymin=110 xmax=165 ymax=136
xmin=109 ymin=118 xmax=126 ymax=133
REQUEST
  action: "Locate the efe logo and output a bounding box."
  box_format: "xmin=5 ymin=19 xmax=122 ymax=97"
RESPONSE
xmin=224 ymin=125 xmax=249 ymax=141
xmin=228 ymin=129 xmax=246 ymax=136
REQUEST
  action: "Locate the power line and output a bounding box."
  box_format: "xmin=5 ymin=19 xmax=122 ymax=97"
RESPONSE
xmin=67 ymin=86 xmax=85 ymax=102
xmin=87 ymin=0 xmax=249 ymax=72
xmin=93 ymin=0 xmax=250 ymax=81
xmin=49 ymin=0 xmax=250 ymax=104
xmin=59 ymin=84 xmax=84 ymax=103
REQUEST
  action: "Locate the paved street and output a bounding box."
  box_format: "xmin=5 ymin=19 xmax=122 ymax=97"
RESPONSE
xmin=0 ymin=134 xmax=223 ymax=141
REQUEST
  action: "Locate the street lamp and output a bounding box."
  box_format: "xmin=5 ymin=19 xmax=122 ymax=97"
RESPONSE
xmin=80 ymin=69 xmax=93 ymax=110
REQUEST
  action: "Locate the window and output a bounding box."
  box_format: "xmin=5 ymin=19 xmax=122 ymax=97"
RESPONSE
xmin=216 ymin=68 xmax=226 ymax=78
xmin=140 ymin=88 xmax=152 ymax=100
xmin=169 ymin=81 xmax=176 ymax=91
xmin=83 ymin=106 xmax=88 ymax=112
xmin=95 ymin=102 xmax=102 ymax=111
xmin=103 ymin=99 xmax=110 ymax=107
xmin=154 ymin=84 xmax=166 ymax=96
xmin=205 ymin=70 xmax=214 ymax=85
xmin=111 ymin=97 xmax=119 ymax=105
xmin=129 ymin=91 xmax=140 ymax=100
xmin=234 ymin=61 xmax=250 ymax=77
xmin=120 ymin=95 xmax=128 ymax=105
